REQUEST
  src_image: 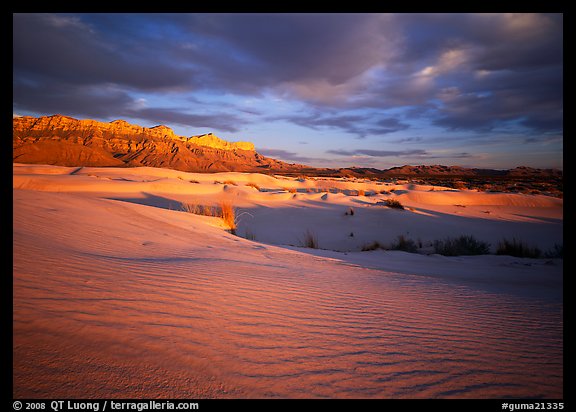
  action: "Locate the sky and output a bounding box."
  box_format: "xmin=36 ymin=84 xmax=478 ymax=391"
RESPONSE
xmin=13 ymin=13 xmax=563 ymax=170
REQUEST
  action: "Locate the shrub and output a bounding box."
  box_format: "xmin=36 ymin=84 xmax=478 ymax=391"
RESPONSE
xmin=302 ymin=230 xmax=318 ymax=249
xmin=344 ymin=207 xmax=355 ymax=216
xmin=544 ymin=244 xmax=563 ymax=259
xmin=182 ymin=201 xmax=237 ymax=235
xmin=245 ymin=182 xmax=261 ymax=191
xmin=220 ymin=201 xmax=237 ymax=235
xmin=434 ymin=235 xmax=490 ymax=256
xmin=181 ymin=203 xmax=217 ymax=217
xmin=384 ymin=199 xmax=404 ymax=209
xmin=189 ymin=179 xmax=200 ymax=184
xmin=496 ymin=238 xmax=541 ymax=258
xmin=223 ymin=180 xmax=237 ymax=186
xmin=389 ymin=235 xmax=418 ymax=253
xmin=357 ymin=189 xmax=365 ymax=196
xmin=453 ymin=181 xmax=467 ymax=190
xmin=362 ymin=241 xmax=383 ymax=251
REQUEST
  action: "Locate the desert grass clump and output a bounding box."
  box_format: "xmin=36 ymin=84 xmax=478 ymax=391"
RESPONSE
xmin=245 ymin=182 xmax=261 ymax=191
xmin=344 ymin=207 xmax=355 ymax=216
xmin=496 ymin=238 xmax=541 ymax=258
xmin=181 ymin=203 xmax=217 ymax=217
xmin=220 ymin=201 xmax=237 ymax=235
xmin=544 ymin=244 xmax=563 ymax=259
xmin=388 ymin=235 xmax=418 ymax=253
xmin=189 ymin=179 xmax=200 ymax=184
xmin=361 ymin=241 xmax=383 ymax=251
xmin=302 ymin=230 xmax=318 ymax=249
xmin=357 ymin=189 xmax=366 ymax=196
xmin=223 ymin=180 xmax=237 ymax=186
xmin=383 ymin=199 xmax=404 ymax=209
xmin=434 ymin=235 xmax=490 ymax=256
xmin=182 ymin=201 xmax=238 ymax=235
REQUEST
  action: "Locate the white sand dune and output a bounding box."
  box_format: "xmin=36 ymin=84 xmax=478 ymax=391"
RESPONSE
xmin=13 ymin=164 xmax=562 ymax=398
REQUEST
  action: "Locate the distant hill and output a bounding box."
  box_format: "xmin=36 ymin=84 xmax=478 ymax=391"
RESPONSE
xmin=379 ymin=164 xmax=561 ymax=178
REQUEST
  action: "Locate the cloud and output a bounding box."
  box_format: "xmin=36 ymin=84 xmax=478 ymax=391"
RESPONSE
xmin=327 ymin=148 xmax=474 ymax=160
xmin=257 ymin=148 xmax=319 ymax=164
xmin=13 ymin=80 xmax=135 ymax=118
xmin=277 ymin=113 xmax=410 ymax=138
xmin=13 ymin=12 xmax=563 ymax=157
xmin=125 ymin=108 xmax=247 ymax=133
xmin=327 ymin=149 xmax=428 ymax=157
xmin=13 ymin=13 xmax=196 ymax=91
xmin=388 ymin=136 xmax=424 ymax=144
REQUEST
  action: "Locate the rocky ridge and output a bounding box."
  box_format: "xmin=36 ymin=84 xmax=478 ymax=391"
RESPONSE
xmin=13 ymin=115 xmax=298 ymax=173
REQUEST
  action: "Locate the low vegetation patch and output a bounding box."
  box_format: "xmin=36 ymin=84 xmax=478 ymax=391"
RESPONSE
xmin=389 ymin=235 xmax=418 ymax=253
xmin=301 ymin=230 xmax=319 ymax=249
xmin=496 ymin=238 xmax=541 ymax=258
xmin=344 ymin=207 xmax=355 ymax=216
xmin=361 ymin=236 xmax=419 ymax=253
xmin=182 ymin=201 xmax=238 ymax=235
xmin=433 ymin=235 xmax=490 ymax=256
xmin=223 ymin=180 xmax=237 ymax=186
xmin=181 ymin=203 xmax=218 ymax=217
xmin=383 ymin=199 xmax=404 ymax=209
xmin=220 ymin=201 xmax=237 ymax=235
xmin=361 ymin=241 xmax=383 ymax=251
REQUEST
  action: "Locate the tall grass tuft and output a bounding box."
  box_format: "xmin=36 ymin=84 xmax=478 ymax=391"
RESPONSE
xmin=220 ymin=201 xmax=237 ymax=235
xmin=496 ymin=238 xmax=541 ymax=258
xmin=181 ymin=203 xmax=216 ymax=217
xmin=361 ymin=241 xmax=382 ymax=251
xmin=434 ymin=235 xmax=490 ymax=256
xmin=544 ymin=244 xmax=563 ymax=259
xmin=182 ymin=201 xmax=238 ymax=235
xmin=302 ymin=230 xmax=318 ymax=249
xmin=389 ymin=235 xmax=418 ymax=253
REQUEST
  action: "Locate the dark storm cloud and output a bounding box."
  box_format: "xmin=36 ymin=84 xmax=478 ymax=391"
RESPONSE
xmin=13 ymin=13 xmax=563 ymax=142
xmin=277 ymin=113 xmax=410 ymax=138
xmin=176 ymin=13 xmax=396 ymax=85
xmin=13 ymin=79 xmax=246 ymax=133
xmin=13 ymin=13 xmax=196 ymax=90
xmin=13 ymin=80 xmax=135 ymax=119
xmin=125 ymin=108 xmax=247 ymax=133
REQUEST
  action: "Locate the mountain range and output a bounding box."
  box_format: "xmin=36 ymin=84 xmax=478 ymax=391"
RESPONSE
xmin=13 ymin=115 xmax=562 ymax=178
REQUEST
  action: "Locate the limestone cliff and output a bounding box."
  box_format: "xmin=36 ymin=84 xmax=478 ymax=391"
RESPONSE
xmin=12 ymin=115 xmax=301 ymax=173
